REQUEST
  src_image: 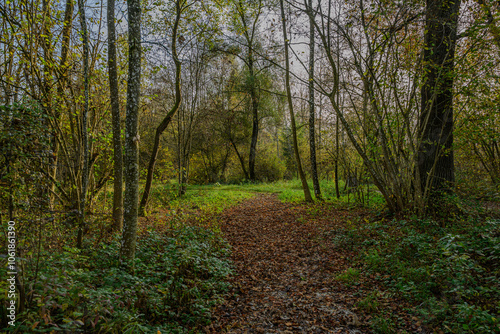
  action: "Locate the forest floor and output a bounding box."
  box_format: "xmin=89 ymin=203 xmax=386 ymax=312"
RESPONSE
xmin=204 ymin=193 xmax=426 ymax=334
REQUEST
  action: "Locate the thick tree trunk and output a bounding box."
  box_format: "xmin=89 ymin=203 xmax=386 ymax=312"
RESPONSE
xmin=307 ymin=0 xmax=322 ymax=200
xmin=138 ymin=1 xmax=183 ymax=216
xmin=418 ymin=0 xmax=460 ymax=202
xmin=280 ymin=0 xmax=313 ymax=202
xmin=107 ymin=0 xmax=123 ymax=230
xmin=121 ymin=0 xmax=141 ymax=261
xmin=77 ymin=0 xmax=90 ymax=249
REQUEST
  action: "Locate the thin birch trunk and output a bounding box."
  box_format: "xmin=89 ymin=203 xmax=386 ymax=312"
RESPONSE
xmin=307 ymin=0 xmax=321 ymax=200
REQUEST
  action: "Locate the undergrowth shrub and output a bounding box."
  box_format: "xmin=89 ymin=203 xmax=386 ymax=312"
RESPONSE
xmin=332 ymin=216 xmax=500 ymax=333
xmin=254 ymin=152 xmax=286 ymax=182
xmin=0 ymin=226 xmax=232 ymax=333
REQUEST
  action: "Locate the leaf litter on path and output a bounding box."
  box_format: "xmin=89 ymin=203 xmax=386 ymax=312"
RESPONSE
xmin=204 ymin=194 xmax=376 ymax=333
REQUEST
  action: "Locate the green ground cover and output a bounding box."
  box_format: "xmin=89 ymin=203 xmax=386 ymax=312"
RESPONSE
xmin=144 ymin=178 xmax=385 ymax=209
xmin=323 ymin=204 xmax=500 ymax=333
xmin=2 ymin=180 xmax=498 ymax=333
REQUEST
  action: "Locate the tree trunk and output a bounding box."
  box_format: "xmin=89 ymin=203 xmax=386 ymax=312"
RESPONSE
xmin=307 ymin=0 xmax=322 ymax=200
xmin=107 ymin=0 xmax=123 ymax=230
xmin=233 ymin=0 xmax=262 ymax=182
xmin=177 ymin=107 xmax=183 ymax=196
xmin=335 ymin=117 xmax=340 ymax=199
xmin=77 ymin=0 xmax=90 ymax=249
xmin=230 ymin=138 xmax=249 ymax=179
xmin=138 ymin=0 xmax=183 ymax=216
xmin=120 ymin=0 xmax=141 ymax=261
xmin=248 ymin=55 xmax=259 ymax=182
xmin=280 ymin=0 xmax=313 ymax=202
xmin=417 ymin=0 xmax=460 ymax=202
xmin=49 ymin=0 xmax=74 ymax=210
xmin=41 ymin=0 xmax=55 ymax=210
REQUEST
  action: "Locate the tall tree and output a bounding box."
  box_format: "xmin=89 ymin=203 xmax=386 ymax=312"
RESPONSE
xmin=417 ymin=0 xmax=461 ymax=201
xmin=121 ymin=0 xmax=142 ymax=261
xmin=49 ymin=0 xmax=74 ymax=210
xmin=107 ymin=0 xmax=123 ymax=229
xmin=280 ymin=0 xmax=313 ymax=202
xmin=307 ymin=0 xmax=322 ymax=200
xmin=335 ymin=116 xmax=340 ymax=199
xmin=76 ymin=0 xmax=90 ymax=248
xmin=311 ymin=0 xmax=423 ymax=212
xmin=232 ymin=0 xmax=264 ymax=181
xmin=138 ymin=0 xmax=184 ymax=216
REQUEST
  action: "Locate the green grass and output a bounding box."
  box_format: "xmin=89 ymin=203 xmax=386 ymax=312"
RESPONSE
xmin=159 ymin=178 xmax=384 ymax=206
xmin=96 ymin=178 xmax=386 ymax=215
xmin=335 ymin=267 xmax=361 ymax=285
xmin=274 ymin=178 xmax=385 ymax=209
xmin=163 ymin=184 xmax=255 ymax=214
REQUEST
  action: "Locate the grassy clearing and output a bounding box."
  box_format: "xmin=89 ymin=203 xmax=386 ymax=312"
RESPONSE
xmin=140 ymin=178 xmax=386 ymax=212
xmin=150 ymin=183 xmax=255 ymax=214
xmin=231 ymin=178 xmax=386 ymax=209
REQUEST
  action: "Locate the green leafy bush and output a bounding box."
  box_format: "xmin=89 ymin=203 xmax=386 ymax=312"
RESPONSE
xmin=0 ymin=226 xmax=232 ymax=333
xmin=334 ymin=217 xmax=500 ymax=333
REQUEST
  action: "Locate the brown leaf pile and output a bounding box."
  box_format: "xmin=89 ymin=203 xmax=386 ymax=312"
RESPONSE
xmin=204 ymin=193 xmax=427 ymax=333
xmin=203 ymin=194 xmax=370 ymax=333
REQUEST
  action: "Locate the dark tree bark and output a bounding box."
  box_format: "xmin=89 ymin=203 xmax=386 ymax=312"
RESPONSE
xmin=307 ymin=0 xmax=322 ymax=200
xmin=335 ymin=118 xmax=340 ymax=199
xmin=107 ymin=0 xmax=123 ymax=230
xmin=246 ymin=31 xmax=259 ymax=182
xmin=77 ymin=0 xmax=90 ymax=248
xmin=247 ymin=48 xmax=259 ymax=182
xmin=60 ymin=0 xmax=74 ymax=73
xmin=230 ymin=138 xmax=249 ymax=180
xmin=280 ymin=0 xmax=313 ymax=202
xmin=121 ymin=0 xmax=141 ymax=261
xmin=138 ymin=0 xmax=183 ymax=216
xmin=248 ymin=68 xmax=259 ymax=182
xmin=418 ymin=0 xmax=460 ymax=199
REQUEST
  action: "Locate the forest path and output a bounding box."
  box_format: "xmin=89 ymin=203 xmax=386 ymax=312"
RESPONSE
xmin=204 ymin=193 xmax=367 ymax=334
